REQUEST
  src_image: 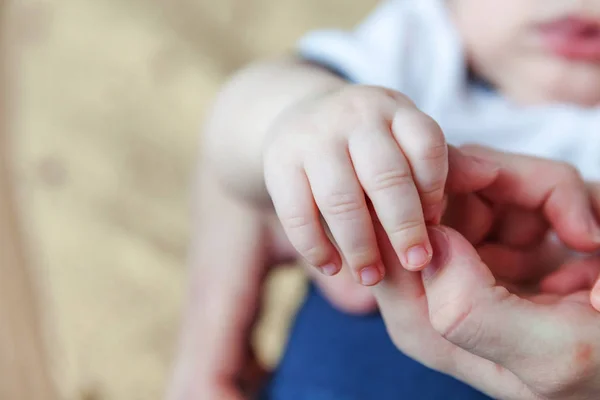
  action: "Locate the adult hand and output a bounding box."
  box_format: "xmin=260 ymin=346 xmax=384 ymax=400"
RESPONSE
xmin=442 ymin=146 xmax=600 ymax=286
xmin=167 ymin=172 xmax=294 ymax=400
xmin=371 ymin=151 xmax=600 ymax=400
xmin=311 ymin=146 xmax=600 ymax=315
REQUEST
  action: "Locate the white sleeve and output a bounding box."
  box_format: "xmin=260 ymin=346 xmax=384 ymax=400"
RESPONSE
xmin=297 ymin=0 xmax=463 ymax=110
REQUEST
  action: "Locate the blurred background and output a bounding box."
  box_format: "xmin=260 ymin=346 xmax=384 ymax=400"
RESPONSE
xmin=10 ymin=0 xmax=377 ymax=399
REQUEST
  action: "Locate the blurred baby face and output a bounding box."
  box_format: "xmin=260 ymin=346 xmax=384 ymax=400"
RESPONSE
xmin=450 ymin=0 xmax=600 ymax=106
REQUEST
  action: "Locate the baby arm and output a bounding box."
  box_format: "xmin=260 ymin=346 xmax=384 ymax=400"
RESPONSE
xmin=205 ymin=56 xmax=498 ymax=287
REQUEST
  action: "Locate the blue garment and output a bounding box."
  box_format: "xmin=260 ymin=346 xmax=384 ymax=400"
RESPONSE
xmin=261 ymin=284 xmax=492 ymax=400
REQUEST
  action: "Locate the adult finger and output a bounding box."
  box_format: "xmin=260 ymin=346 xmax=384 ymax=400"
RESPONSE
xmin=421 ymin=227 xmax=569 ymax=383
xmin=587 ymin=182 xmax=600 ymax=310
xmin=305 ymin=144 xmax=383 ymax=285
xmin=443 ymin=193 xmax=494 ymax=245
xmin=592 ymin=275 xmax=600 ymax=312
xmin=590 ymin=181 xmax=600 ymax=310
xmin=590 ymin=182 xmax=600 ymax=219
xmin=540 ymin=257 xmax=600 ymax=295
xmin=350 ymin=124 xmax=432 ymax=272
xmin=372 ymin=224 xmax=537 ymax=400
xmin=445 ymin=146 xmax=500 ymax=194
xmin=478 ymin=244 xmax=555 ymax=284
xmin=462 ymin=146 xmax=600 ymax=252
xmin=265 ymin=151 xmax=341 ymax=276
xmin=168 ymin=171 xmax=269 ymax=400
xmin=492 ymin=207 xmax=549 ymax=248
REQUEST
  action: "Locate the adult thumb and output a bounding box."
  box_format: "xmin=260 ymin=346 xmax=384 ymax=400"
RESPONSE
xmin=420 ymin=227 xmax=561 ymax=377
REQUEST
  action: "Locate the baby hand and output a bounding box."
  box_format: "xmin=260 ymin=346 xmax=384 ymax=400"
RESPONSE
xmin=263 ymin=86 xmax=495 ymax=286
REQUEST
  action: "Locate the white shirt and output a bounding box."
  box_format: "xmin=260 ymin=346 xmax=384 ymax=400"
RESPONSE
xmin=298 ymin=0 xmax=600 ymax=180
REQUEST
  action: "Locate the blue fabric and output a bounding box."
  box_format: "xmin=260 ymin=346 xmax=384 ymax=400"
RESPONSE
xmin=261 ymin=284 xmax=493 ymax=400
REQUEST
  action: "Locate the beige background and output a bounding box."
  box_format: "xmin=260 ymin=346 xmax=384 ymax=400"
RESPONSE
xmin=11 ymin=0 xmax=377 ymax=399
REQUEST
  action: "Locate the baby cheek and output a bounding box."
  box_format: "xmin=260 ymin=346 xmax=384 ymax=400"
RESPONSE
xmin=450 ymin=0 xmax=531 ymax=54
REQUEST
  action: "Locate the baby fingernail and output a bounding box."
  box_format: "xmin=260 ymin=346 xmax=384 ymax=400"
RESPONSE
xmin=320 ymin=263 xmax=339 ymax=276
xmin=405 ymin=244 xmax=432 ymax=271
xmin=358 ymin=265 xmax=382 ymax=286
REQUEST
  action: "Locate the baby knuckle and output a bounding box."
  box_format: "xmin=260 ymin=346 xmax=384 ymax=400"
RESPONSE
xmin=301 ymin=245 xmax=331 ymax=267
xmin=554 ymin=161 xmax=582 ymax=182
xmin=395 ymin=110 xmax=444 ymax=139
xmin=418 ymin=112 xmax=445 ymax=137
xmin=285 ymin=234 xmax=328 ymax=262
xmin=389 ymin=219 xmax=424 ymax=239
xmin=419 ymin=137 xmax=448 ymax=163
xmin=346 ymin=250 xmax=380 ymax=271
xmin=331 ymin=86 xmax=396 ymax=126
xmin=351 ymin=85 xmax=415 ymax=107
xmin=281 ymin=213 xmax=314 ymax=230
xmin=320 ymin=192 xmax=366 ymax=218
xmin=419 ymin=179 xmax=447 ymax=201
xmin=342 ymin=85 xmax=395 ymax=104
xmin=264 ymin=136 xmax=298 ymax=165
xmin=366 ymin=169 xmax=413 ymax=193
xmin=339 ymin=89 xmax=379 ymax=112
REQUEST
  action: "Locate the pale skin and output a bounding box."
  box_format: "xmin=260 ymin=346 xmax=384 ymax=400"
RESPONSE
xmin=373 ymin=183 xmax=600 ymax=400
xmin=169 ymin=0 xmax=600 ymax=398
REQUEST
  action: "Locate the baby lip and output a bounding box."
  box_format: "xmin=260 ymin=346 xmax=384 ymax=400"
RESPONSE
xmin=538 ymin=15 xmax=600 ymax=60
xmin=540 ymin=16 xmax=600 ymax=36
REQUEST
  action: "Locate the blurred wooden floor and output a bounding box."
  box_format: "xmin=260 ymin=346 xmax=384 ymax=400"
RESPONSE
xmin=12 ymin=0 xmax=376 ymax=399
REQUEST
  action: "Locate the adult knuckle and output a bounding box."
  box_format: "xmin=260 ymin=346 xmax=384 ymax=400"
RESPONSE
xmin=392 ymin=334 xmax=449 ymax=373
xmin=536 ymin=342 xmax=597 ymax=397
xmin=534 ymin=370 xmax=581 ymax=398
xmin=589 ymin=181 xmax=600 ymax=196
xmin=429 ymin=294 xmax=480 ymax=349
xmin=386 ymin=320 xmax=423 ymax=358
